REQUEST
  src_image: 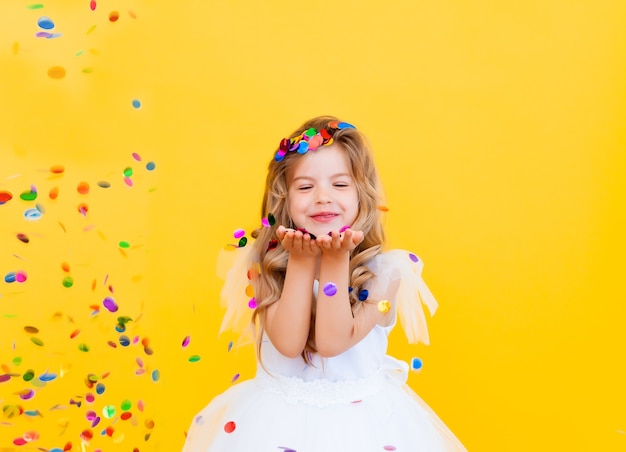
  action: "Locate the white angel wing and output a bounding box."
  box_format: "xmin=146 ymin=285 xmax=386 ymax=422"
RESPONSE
xmin=367 ymin=249 xmax=439 ymax=345
xmin=216 ymin=245 xmax=255 ymax=343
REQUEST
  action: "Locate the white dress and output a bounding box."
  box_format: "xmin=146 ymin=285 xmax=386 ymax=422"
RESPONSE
xmin=182 ymin=250 xmax=466 ymax=452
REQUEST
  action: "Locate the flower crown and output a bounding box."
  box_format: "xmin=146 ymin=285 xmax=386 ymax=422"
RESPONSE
xmin=274 ymin=121 xmax=356 ymax=162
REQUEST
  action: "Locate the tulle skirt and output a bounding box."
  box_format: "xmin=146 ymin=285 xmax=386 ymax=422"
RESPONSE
xmin=182 ymin=368 xmax=466 ymax=452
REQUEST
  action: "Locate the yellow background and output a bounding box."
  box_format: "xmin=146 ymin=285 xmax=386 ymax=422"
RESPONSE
xmin=1 ymin=1 xmax=625 ymax=451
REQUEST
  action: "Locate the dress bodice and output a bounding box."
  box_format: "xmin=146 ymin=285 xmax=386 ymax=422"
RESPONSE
xmin=258 ymin=323 xmax=392 ymax=382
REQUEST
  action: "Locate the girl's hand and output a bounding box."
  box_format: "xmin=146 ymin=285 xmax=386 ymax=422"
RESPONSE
xmin=316 ymin=228 xmax=364 ymax=255
xmin=276 ymin=225 xmax=320 ymax=257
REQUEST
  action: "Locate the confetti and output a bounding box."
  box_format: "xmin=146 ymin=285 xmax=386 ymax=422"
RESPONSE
xmin=102 ymin=405 xmax=116 ymax=418
xmin=20 ymin=189 xmax=37 ymax=201
xmin=49 ymin=187 xmax=59 ymax=199
xmin=248 ymin=298 xmax=257 ymax=309
xmin=0 ymin=190 xmax=13 ymax=204
xmin=97 ymin=180 xmax=111 ymax=188
xmin=132 ymin=99 xmax=141 ymax=109
xmin=102 ymin=297 xmax=118 ymax=312
xmin=146 ymin=161 xmax=156 ymax=171
xmin=224 ymin=421 xmax=236 ymax=433
xmin=62 ymin=276 xmax=74 ymax=288
xmin=233 ymin=229 xmax=245 ymax=239
xmin=411 ymin=357 xmax=423 ymax=372
xmin=24 ymin=326 xmax=39 ymax=334
xmin=323 ymin=282 xmax=337 ymax=297
xmin=408 ymin=253 xmax=419 ymax=263
xmin=38 ymin=17 xmax=55 ymax=30
xmin=48 ymin=66 xmax=66 ymax=79
xmin=50 ymin=164 xmax=65 ymax=174
xmin=377 ymin=299 xmax=391 ymax=313
xmin=182 ymin=336 xmax=190 ymax=348
xmin=188 ymin=355 xmax=201 ymax=363
xmin=30 ymin=337 xmax=44 ymax=346
xmin=90 ymin=0 xmax=96 ymax=11
xmin=151 ymin=370 xmax=160 ymax=382
xmin=39 ymin=371 xmax=57 ymax=382
xmin=22 ymin=370 xmax=35 ymax=381
xmin=77 ymin=181 xmax=90 ymax=194
xmin=109 ymin=11 xmax=120 ymax=22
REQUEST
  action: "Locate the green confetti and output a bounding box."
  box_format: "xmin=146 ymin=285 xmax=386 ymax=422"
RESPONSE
xmin=119 ymin=241 xmax=130 ymax=248
xmin=62 ymin=276 xmax=74 ymax=288
xmin=188 ymin=355 xmax=201 ymax=363
xmin=121 ymin=399 xmax=132 ymax=411
xmin=20 ymin=190 xmax=37 ymax=201
xmin=23 ymin=370 xmax=35 ymax=381
xmin=30 ymin=337 xmax=44 ymax=346
xmin=27 ymin=4 xmax=44 ymax=9
xmin=78 ymin=343 xmax=90 ymax=352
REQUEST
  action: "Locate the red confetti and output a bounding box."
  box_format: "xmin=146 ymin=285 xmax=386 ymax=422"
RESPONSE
xmin=90 ymin=0 xmax=96 ymax=11
xmin=224 ymin=421 xmax=236 ymax=433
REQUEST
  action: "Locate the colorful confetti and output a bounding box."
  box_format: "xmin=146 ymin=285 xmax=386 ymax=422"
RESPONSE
xmin=322 ymin=282 xmax=337 ymax=297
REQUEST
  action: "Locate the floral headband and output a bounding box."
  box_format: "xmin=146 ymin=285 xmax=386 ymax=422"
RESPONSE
xmin=274 ymin=121 xmax=356 ymax=162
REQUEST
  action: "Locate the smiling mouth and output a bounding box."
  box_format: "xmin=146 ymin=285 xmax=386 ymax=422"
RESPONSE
xmin=311 ymin=213 xmax=338 ymax=222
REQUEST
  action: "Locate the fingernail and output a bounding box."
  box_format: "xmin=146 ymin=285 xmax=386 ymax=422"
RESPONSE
xmin=339 ymin=225 xmax=350 ymax=233
xmin=308 ymin=233 xmax=317 ymax=240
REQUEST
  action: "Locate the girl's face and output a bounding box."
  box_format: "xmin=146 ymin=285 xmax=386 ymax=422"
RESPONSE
xmin=287 ymin=143 xmax=359 ymax=237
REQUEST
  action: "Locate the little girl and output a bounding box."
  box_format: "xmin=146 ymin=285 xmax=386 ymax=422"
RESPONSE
xmin=183 ymin=116 xmax=466 ymax=451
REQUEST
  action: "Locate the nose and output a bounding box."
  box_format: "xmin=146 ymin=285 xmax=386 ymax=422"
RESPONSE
xmin=315 ymin=187 xmax=331 ymax=204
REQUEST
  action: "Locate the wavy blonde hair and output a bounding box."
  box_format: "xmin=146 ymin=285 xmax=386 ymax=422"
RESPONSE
xmin=250 ymin=115 xmax=386 ymax=364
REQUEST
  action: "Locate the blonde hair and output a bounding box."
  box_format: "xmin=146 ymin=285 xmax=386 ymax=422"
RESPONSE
xmin=250 ymin=115 xmax=386 ymax=364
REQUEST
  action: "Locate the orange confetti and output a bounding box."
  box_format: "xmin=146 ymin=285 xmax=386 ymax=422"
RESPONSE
xmin=50 ymin=164 xmax=65 ymax=174
xmin=70 ymin=329 xmax=80 ymax=339
xmin=109 ymin=11 xmax=119 ymax=22
xmin=48 ymin=66 xmax=66 ymax=79
xmin=49 ymin=187 xmax=59 ymax=199
xmin=61 ymin=262 xmax=70 ymax=272
xmin=377 ymin=205 xmax=389 ymax=212
xmin=77 ymin=181 xmax=90 ymax=194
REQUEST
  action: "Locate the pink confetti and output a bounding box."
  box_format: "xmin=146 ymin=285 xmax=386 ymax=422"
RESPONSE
xmin=182 ymin=336 xmax=190 ymax=348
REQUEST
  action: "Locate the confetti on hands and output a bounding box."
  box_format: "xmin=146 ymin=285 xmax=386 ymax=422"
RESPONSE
xmin=276 ymin=225 xmax=321 ymax=257
xmin=316 ymin=228 xmax=364 ymax=255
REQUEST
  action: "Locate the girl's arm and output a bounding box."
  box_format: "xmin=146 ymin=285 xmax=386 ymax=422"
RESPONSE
xmin=315 ymin=229 xmax=391 ymax=357
xmin=265 ymin=226 xmax=319 ymax=358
